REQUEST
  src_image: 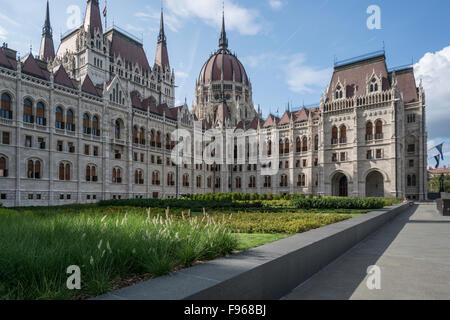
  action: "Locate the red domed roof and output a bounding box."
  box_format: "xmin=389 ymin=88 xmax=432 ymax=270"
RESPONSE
xmin=198 ymin=49 xmax=249 ymax=85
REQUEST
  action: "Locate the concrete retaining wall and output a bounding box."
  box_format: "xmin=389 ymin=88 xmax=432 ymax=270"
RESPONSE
xmin=94 ymin=202 xmax=410 ymax=300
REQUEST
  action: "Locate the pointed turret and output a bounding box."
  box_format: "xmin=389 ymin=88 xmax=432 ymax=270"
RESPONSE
xmin=218 ymin=10 xmax=228 ymax=50
xmin=155 ymin=9 xmax=170 ymax=70
xmin=84 ymin=0 xmax=103 ymax=36
xmin=39 ymin=0 xmax=55 ymax=62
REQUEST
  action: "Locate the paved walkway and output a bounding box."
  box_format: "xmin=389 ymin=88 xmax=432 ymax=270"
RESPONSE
xmin=283 ymin=203 xmax=450 ymax=300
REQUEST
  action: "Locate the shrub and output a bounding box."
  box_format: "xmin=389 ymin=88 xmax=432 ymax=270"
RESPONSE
xmin=291 ymin=196 xmax=386 ymax=210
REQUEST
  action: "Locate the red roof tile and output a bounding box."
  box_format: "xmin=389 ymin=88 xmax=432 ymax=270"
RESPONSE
xmin=82 ymin=74 xmax=101 ymax=96
xmin=21 ymin=54 xmax=49 ymax=80
xmin=394 ymin=68 xmax=418 ymax=103
xmin=54 ymin=65 xmax=75 ymax=89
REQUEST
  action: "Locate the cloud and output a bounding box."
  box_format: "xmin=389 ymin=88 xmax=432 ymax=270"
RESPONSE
xmin=175 ymin=71 xmax=189 ymax=79
xmin=282 ymin=54 xmax=332 ymax=94
xmin=0 ymin=26 xmax=7 ymax=40
xmin=163 ymin=0 xmax=262 ymax=35
xmin=268 ymin=0 xmax=284 ymax=10
xmin=414 ymin=46 xmax=450 ymax=140
xmin=135 ymin=6 xmax=182 ymax=33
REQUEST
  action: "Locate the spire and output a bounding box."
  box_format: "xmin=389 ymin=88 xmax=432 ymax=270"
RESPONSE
xmin=158 ymin=8 xmax=166 ymax=44
xmin=43 ymin=0 xmax=52 ymax=37
xmin=84 ymin=0 xmax=103 ymax=36
xmin=39 ymin=0 xmax=55 ymax=61
xmin=155 ymin=8 xmax=170 ymax=69
xmin=219 ymin=6 xmax=228 ymax=50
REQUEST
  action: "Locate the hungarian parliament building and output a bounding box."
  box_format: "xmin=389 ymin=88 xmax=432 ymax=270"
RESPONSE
xmin=0 ymin=0 xmax=427 ymax=207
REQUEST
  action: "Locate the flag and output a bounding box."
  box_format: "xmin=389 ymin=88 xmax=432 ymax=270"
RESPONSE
xmin=434 ymin=155 xmax=440 ymax=169
xmin=435 ymin=143 xmax=444 ymax=160
xmin=103 ymin=6 xmax=107 ymax=18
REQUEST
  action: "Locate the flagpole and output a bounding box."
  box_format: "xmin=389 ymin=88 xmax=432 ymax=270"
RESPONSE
xmin=105 ymin=0 xmax=107 ymax=30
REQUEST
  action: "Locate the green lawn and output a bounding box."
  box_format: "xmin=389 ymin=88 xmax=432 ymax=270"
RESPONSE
xmin=233 ymin=233 xmax=293 ymax=251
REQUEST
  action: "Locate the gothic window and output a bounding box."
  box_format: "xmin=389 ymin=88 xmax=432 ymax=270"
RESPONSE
xmin=296 ymin=137 xmax=301 ymax=153
xmin=56 ymin=107 xmax=64 ymax=129
xmin=235 ymin=177 xmax=242 ymax=189
xmin=167 ymin=172 xmax=175 ymax=186
xmin=375 ymin=120 xmax=383 ymax=139
xmin=156 ymin=131 xmax=162 ymax=148
xmin=92 ymin=116 xmax=100 ymax=136
xmin=115 ymin=120 xmax=122 ymax=139
xmin=23 ymin=98 xmax=33 ymax=124
xmin=66 ymin=109 xmax=74 ymax=131
xmin=248 ymin=176 xmax=256 ymax=188
xmin=36 ymin=102 xmax=46 ymax=126
xmin=196 ymin=176 xmax=202 ymax=188
xmin=279 ymin=139 xmax=284 ymax=154
xmin=314 ymin=135 xmax=319 ymax=151
xmin=331 ymin=126 xmax=338 ymax=145
xmin=340 ymin=125 xmax=347 ymax=144
xmin=183 ymin=174 xmax=190 ymax=187
xmin=280 ymin=174 xmax=288 ymax=187
xmin=302 ymin=137 xmax=308 ymax=152
xmin=112 ymin=168 xmax=122 ymax=184
xmin=1 ymin=93 xmax=12 ymax=119
xmin=366 ymin=122 xmax=373 ymax=141
xmin=133 ymin=126 xmax=138 ymax=144
xmin=150 ymin=130 xmax=155 ymax=147
xmin=27 ymin=159 xmax=42 ymax=179
xmin=83 ymin=114 xmax=91 ymax=134
xmin=284 ymin=139 xmax=290 ymax=154
xmin=264 ymin=176 xmax=272 ymax=188
xmin=335 ymin=85 xmax=343 ymax=100
xmin=369 ymin=77 xmax=379 ymax=93
xmin=59 ymin=162 xmax=71 ymax=181
xmin=207 ymin=176 xmax=212 ymax=188
xmin=140 ymin=128 xmax=146 ymax=145
xmin=135 ymin=170 xmax=144 ymax=185
xmin=0 ymin=156 xmax=7 ymax=177
xmin=267 ymin=140 xmax=272 ymax=156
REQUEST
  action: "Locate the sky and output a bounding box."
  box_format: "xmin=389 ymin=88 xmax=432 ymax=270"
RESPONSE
xmin=0 ymin=0 xmax=449 ymax=167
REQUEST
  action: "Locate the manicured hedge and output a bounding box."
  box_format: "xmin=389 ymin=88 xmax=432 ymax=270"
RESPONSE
xmin=291 ymin=196 xmax=387 ymax=210
xmin=98 ymin=198 xmax=262 ymax=210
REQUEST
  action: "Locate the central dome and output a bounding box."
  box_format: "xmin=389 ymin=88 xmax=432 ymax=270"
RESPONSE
xmin=198 ymin=49 xmax=249 ymax=85
xmin=197 ymin=12 xmax=249 ymax=86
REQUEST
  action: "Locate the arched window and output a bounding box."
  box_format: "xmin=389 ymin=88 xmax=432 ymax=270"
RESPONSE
xmin=166 ymin=134 xmax=173 ymax=150
xmin=335 ymin=85 xmax=343 ymax=99
xmin=115 ymin=120 xmax=121 ymax=139
xmin=150 ymin=130 xmax=155 ymax=147
xmin=407 ymin=175 xmax=412 ymax=187
xmin=302 ymin=137 xmax=308 ymax=152
xmin=284 ymin=139 xmax=290 ymax=154
xmin=267 ymin=140 xmax=272 ymax=156
xmin=140 ymin=128 xmax=146 ymax=145
xmin=167 ymin=172 xmax=174 ymax=186
xmin=280 ymin=174 xmax=288 ymax=187
xmin=59 ymin=162 xmax=71 ymax=181
xmin=152 ymin=171 xmax=160 ymax=185
xmin=296 ymin=137 xmax=301 ymax=153
xmin=156 ymin=131 xmax=162 ymax=148
xmin=314 ymin=135 xmax=319 ymax=151
xmin=215 ymin=177 xmax=221 ymax=189
xmin=340 ymin=125 xmax=347 ymax=144
xmin=36 ymin=102 xmax=46 ymax=126
xmin=264 ymin=176 xmax=272 ymax=188
xmin=23 ymin=98 xmax=33 ymax=123
xmin=0 ymin=156 xmax=7 ymax=177
xmin=236 ymin=177 xmax=242 ymax=189
xmin=92 ymin=116 xmax=100 ymax=136
xmin=66 ymin=109 xmax=74 ymax=131
xmin=112 ymin=168 xmax=122 ymax=184
xmin=135 ymin=170 xmax=144 ymax=185
xmin=56 ymin=107 xmax=64 ymax=129
xmin=366 ymin=122 xmax=373 ymax=141
xmin=196 ymin=176 xmax=202 ymax=188
xmin=331 ymin=126 xmax=338 ymax=145
xmin=279 ymin=139 xmax=284 ymax=154
xmin=297 ymin=174 xmax=306 ymax=187
xmin=86 ymin=166 xmax=91 ymax=182
xmin=248 ymin=176 xmax=256 ymax=188
xmin=375 ymin=120 xmax=383 ymax=140
xmin=133 ymin=126 xmax=138 ymax=144
xmin=1 ymin=93 xmax=12 ymax=119
xmin=27 ymin=160 xmax=41 ymax=179
xmin=83 ymin=114 xmax=91 ymax=134
xmin=207 ymin=176 xmax=212 ymax=188
xmin=183 ymin=174 xmax=190 ymax=187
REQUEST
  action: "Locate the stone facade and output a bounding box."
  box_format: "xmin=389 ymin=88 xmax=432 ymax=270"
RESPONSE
xmin=0 ymin=1 xmax=428 ymax=207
